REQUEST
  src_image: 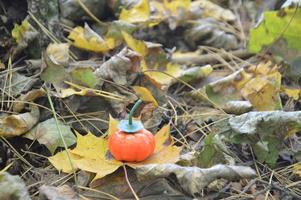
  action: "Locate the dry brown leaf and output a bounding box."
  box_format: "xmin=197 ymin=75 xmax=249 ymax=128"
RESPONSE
xmin=0 ymin=105 xmax=39 ymax=137
xmin=94 ymin=48 xmax=141 ymax=86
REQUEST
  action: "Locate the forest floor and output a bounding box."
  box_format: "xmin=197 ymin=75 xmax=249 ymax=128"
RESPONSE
xmin=1 ymin=0 xmax=301 ymax=199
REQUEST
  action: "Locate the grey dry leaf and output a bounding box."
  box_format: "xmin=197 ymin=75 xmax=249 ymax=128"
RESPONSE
xmin=136 ymin=164 xmax=256 ymax=197
xmin=0 ymin=105 xmax=40 ymax=137
xmin=94 ymin=48 xmax=140 ymax=86
xmin=227 ymin=111 xmax=301 ymax=166
xmin=24 ymin=118 xmax=76 ymax=154
xmin=0 ymin=72 xmax=38 ymax=97
xmin=0 ymin=172 xmax=31 ymax=200
xmin=39 ymin=185 xmax=79 ymax=200
xmin=185 ymin=18 xmax=239 ymax=50
xmin=228 ymin=111 xmax=301 ymax=138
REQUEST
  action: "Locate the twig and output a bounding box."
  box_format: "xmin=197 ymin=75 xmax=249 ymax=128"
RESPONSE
xmin=123 ymin=164 xmax=140 ymax=200
xmin=171 ymin=49 xmax=253 ymax=65
xmin=257 ymin=179 xmax=301 ymax=199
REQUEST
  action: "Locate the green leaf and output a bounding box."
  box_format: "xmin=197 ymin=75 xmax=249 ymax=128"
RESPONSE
xmin=253 ymin=137 xmax=281 ymax=168
xmin=228 ymin=111 xmax=301 ymax=167
xmin=249 ymin=7 xmax=301 ymax=53
xmin=24 ymin=118 xmax=76 ymax=154
xmin=198 ymin=133 xmax=232 ymax=167
xmin=70 ymin=67 xmax=97 ymax=88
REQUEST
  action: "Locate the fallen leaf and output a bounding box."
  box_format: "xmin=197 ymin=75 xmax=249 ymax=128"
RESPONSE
xmin=282 ymin=87 xmax=301 ymax=100
xmin=127 ymin=145 xmax=182 ymax=168
xmin=185 ymin=18 xmax=238 ymax=50
xmin=48 ymin=150 xmax=79 ymax=173
xmin=177 ymin=65 xmax=213 ymax=83
xmin=54 ymin=81 xmax=125 ymax=101
xmin=94 ymin=48 xmax=141 ymax=85
xmin=68 ymin=24 xmax=115 ymax=53
xmin=222 ymin=100 xmax=253 ymax=115
xmin=0 ymin=172 xmax=31 ymax=200
xmin=49 ymin=131 xmax=122 ymax=179
xmin=143 ymin=62 xmax=182 ymax=87
xmin=0 ymin=105 xmax=40 ymax=137
xmin=122 ymin=31 xmax=148 ymax=57
xmin=0 ymin=72 xmax=37 ymax=97
xmin=153 ymin=124 xmax=170 ymax=153
xmin=228 ymin=111 xmax=301 ymax=166
xmin=13 ymin=88 xmax=46 ymax=112
xmin=132 ymin=86 xmax=158 ymax=107
xmin=119 ymin=0 xmax=150 ymax=23
xmin=11 ymin=20 xmax=31 ymax=43
xmin=41 ymin=43 xmax=70 ymax=88
xmin=70 ymin=67 xmax=98 ymax=88
xmin=136 ymin=164 xmax=256 ymax=197
xmin=192 ymin=0 xmax=236 ymax=22
xmin=10 ymin=19 xmax=38 ymax=54
xmin=46 ymin=43 xmax=70 ymax=66
xmin=49 ymin=118 xmax=182 ymax=182
xmin=108 ymin=115 xmax=119 ymax=137
xmin=24 ymin=118 xmax=76 ymax=154
xmin=198 ymin=133 xmax=233 ymax=168
xmin=205 ymin=62 xmax=282 ymax=111
xmin=163 ymin=0 xmax=191 ymax=14
xmin=39 ymin=185 xmax=79 ymax=200
xmin=249 ymin=7 xmax=301 ymax=53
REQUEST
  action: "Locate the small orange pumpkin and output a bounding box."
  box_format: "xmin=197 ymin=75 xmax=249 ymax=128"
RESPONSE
xmin=108 ymin=128 xmax=155 ymax=162
xmin=108 ymin=99 xmax=156 ymax=162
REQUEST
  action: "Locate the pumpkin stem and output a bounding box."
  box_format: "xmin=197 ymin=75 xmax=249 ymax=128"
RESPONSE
xmin=128 ymin=99 xmax=143 ymax=125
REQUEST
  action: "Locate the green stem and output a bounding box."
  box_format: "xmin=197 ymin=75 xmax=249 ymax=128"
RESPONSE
xmin=129 ymin=99 xmax=143 ymax=125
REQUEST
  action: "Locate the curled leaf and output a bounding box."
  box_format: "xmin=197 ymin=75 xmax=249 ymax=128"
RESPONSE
xmin=94 ymin=48 xmax=141 ymax=85
xmin=136 ymin=164 xmax=256 ymax=197
xmin=0 ymin=105 xmax=39 ymax=137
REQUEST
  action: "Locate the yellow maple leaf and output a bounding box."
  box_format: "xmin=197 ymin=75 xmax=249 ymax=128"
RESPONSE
xmin=76 ymin=157 xmax=121 ymax=180
xmin=121 ymin=31 xmax=148 ymax=56
xmin=127 ymin=145 xmax=182 ymax=168
xmin=48 ymin=150 xmax=80 ymax=173
xmin=132 ymin=86 xmax=158 ymax=107
xmin=49 ymin=118 xmax=182 ymax=182
xmin=240 ymin=68 xmax=282 ymax=111
xmin=119 ymin=0 xmax=150 ymax=23
xmin=154 ymin=124 xmax=171 ymax=153
xmin=70 ymin=132 xmax=107 ymax=159
xmin=49 ymin=132 xmax=122 ymax=177
xmin=108 ymin=115 xmax=119 ymax=137
xmin=68 ymin=25 xmax=115 ymax=53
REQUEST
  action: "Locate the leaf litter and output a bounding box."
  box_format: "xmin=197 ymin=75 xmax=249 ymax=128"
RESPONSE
xmin=1 ymin=0 xmax=301 ymax=199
